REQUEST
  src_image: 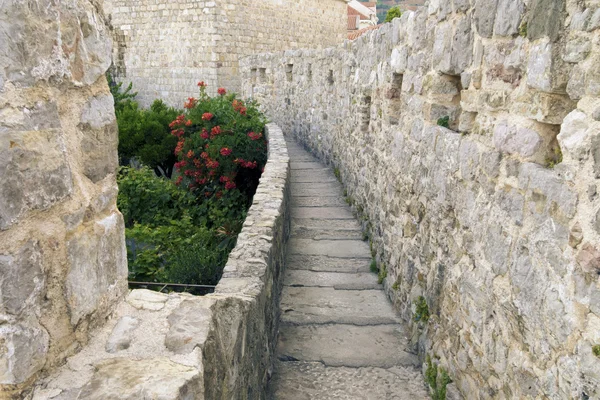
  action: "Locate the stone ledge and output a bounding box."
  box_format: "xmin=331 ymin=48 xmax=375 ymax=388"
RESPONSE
xmin=30 ymin=123 xmax=290 ymax=399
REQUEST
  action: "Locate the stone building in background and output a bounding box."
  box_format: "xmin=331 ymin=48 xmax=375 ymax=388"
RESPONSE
xmin=104 ymin=0 xmax=348 ymax=107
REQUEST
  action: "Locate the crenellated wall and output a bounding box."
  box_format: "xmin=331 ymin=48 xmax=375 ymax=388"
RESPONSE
xmin=241 ymin=1 xmax=600 ymax=398
xmin=0 ymin=1 xmax=127 ymax=396
xmin=104 ymin=0 xmax=348 ymax=107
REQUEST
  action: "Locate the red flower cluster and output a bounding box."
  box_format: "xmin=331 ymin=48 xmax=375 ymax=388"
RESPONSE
xmin=173 ymin=79 xmax=268 ymax=195
xmin=232 ymin=100 xmax=247 ymax=115
xmin=169 ymin=114 xmax=187 ymax=129
xmin=174 ymin=139 xmax=185 ymax=155
xmin=171 ymin=128 xmax=184 ymax=137
xmin=234 ymin=158 xmax=258 ymax=169
xmin=184 ymin=97 xmax=197 ymax=109
xmin=248 ymin=131 xmax=262 ymax=141
xmin=211 ymin=126 xmax=222 ymax=136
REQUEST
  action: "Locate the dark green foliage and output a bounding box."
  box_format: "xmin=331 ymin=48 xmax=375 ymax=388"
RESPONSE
xmin=117 ymin=167 xmax=202 ymax=228
xmin=593 ymin=345 xmax=600 ymax=358
xmin=107 ymin=73 xmax=137 ymax=113
xmin=437 ymin=116 xmax=450 ymax=128
xmin=426 ymin=355 xmax=452 ymax=400
xmin=118 ymin=167 xmax=244 ymax=284
xmin=414 ymin=296 xmax=430 ymax=323
xmin=370 ymin=259 xmax=379 ymax=273
xmin=385 ymin=6 xmax=402 ymax=23
xmin=108 ymin=73 xmax=181 ymax=178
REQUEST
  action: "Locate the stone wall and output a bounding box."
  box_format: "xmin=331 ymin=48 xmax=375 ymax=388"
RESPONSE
xmin=31 ymin=124 xmax=290 ymax=399
xmin=104 ymin=0 xmax=348 ymax=107
xmin=241 ymin=1 xmax=600 ymax=397
xmin=0 ymin=0 xmax=127 ymax=397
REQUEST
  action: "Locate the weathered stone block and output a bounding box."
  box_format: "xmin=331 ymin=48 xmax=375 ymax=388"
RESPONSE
xmin=165 ymin=299 xmax=214 ymax=354
xmin=0 ymin=241 xmax=44 ymax=317
xmin=527 ymin=39 xmax=570 ymax=93
xmin=65 ymin=212 xmax=127 ymax=325
xmin=0 ymin=322 xmax=49 ymax=385
xmin=474 ymin=0 xmax=499 ymax=38
xmin=527 ymin=0 xmax=565 ymax=42
xmin=558 ymin=110 xmax=597 ymax=163
xmin=0 ymin=128 xmax=72 ymax=230
xmin=432 ymin=16 xmax=473 ymax=75
xmin=510 ymin=91 xmax=576 ymax=124
xmin=76 ymin=358 xmax=203 ymax=399
xmin=494 ymin=0 xmax=525 ymax=37
xmin=105 ymin=316 xmax=139 ymax=353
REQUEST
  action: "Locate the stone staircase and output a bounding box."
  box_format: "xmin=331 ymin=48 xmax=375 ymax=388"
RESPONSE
xmin=269 ymin=139 xmax=429 ymax=399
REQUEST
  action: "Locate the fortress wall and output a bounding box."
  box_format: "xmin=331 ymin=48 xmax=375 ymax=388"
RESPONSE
xmin=242 ymin=0 xmax=600 ymax=397
xmin=0 ymin=1 xmax=127 ymax=396
xmin=105 ymin=0 xmax=347 ymax=108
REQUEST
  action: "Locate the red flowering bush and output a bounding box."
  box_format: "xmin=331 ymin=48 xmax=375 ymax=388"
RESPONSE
xmin=171 ymin=82 xmax=268 ymax=211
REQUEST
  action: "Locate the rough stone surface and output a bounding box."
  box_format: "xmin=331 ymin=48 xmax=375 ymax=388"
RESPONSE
xmin=270 ymin=140 xmax=427 ymax=398
xmin=242 ymin=4 xmax=600 ymax=397
xmin=104 ymin=0 xmax=348 ymax=106
xmin=30 ymin=124 xmax=291 ymax=399
xmin=0 ymin=0 xmax=127 ymax=394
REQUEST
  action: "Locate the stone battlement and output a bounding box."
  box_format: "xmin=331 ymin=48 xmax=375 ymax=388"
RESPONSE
xmin=241 ymin=1 xmax=600 ymax=397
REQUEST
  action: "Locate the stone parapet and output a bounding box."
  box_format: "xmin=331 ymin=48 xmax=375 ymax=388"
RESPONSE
xmin=240 ymin=3 xmax=600 ymax=397
xmin=30 ymin=124 xmax=290 ymax=399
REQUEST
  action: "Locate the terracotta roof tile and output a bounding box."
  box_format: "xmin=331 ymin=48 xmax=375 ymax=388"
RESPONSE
xmin=347 ymin=24 xmax=382 ymax=40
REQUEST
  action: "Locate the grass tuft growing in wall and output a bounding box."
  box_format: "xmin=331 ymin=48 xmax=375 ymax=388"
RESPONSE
xmin=426 ymin=355 xmax=453 ymax=400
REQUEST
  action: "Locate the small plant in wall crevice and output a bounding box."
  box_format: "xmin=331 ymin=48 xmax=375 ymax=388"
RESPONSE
xmin=426 ymin=355 xmax=452 ymax=400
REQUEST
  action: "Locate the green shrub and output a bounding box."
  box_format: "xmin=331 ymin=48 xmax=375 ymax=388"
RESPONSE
xmin=126 ymin=217 xmax=227 ymax=284
xmin=116 ymin=82 xmax=268 ymax=287
xmin=117 ymin=167 xmax=203 ymax=228
xmin=385 ymin=6 xmax=402 ymax=23
xmin=109 ymin=74 xmax=181 ymax=178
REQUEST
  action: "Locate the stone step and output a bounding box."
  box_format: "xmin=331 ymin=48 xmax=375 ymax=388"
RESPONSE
xmin=286 ymin=254 xmax=372 ymax=273
xmin=290 ymin=226 xmax=364 ymax=241
xmin=290 ymin=162 xmax=325 ymax=170
xmin=277 ymin=324 xmax=418 ymax=368
xmin=291 ymin=207 xmax=354 ymax=220
xmin=292 ymin=217 xmax=362 ymax=232
xmin=280 ymin=287 xmax=400 ymax=325
xmin=291 ymin=183 xmax=344 ymax=197
xmin=270 ymin=361 xmax=429 ymax=400
xmin=288 ymin=238 xmax=371 ymax=258
xmin=284 ymin=270 xmax=379 ymax=290
xmin=291 ymin=169 xmax=335 ymax=179
xmin=291 ymin=196 xmax=348 ymax=208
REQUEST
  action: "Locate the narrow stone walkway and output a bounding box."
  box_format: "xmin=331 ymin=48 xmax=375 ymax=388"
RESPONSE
xmin=269 ymin=139 xmax=429 ymax=399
